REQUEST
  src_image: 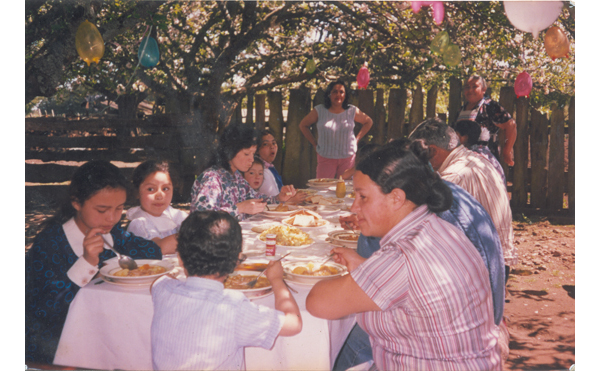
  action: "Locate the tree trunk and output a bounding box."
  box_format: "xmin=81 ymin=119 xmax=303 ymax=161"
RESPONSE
xmin=356 ymin=89 xmax=374 ymax=142
xmin=255 ymin=94 xmax=266 ymax=131
xmin=498 ymin=86 xmax=516 ymax=178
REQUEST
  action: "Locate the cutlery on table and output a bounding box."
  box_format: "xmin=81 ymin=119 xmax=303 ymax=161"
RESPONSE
xmin=246 ymin=252 xmax=292 ymax=288
xmin=101 ymin=234 xmax=138 ymax=270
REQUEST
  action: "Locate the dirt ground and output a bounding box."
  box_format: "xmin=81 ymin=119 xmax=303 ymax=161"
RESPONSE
xmin=25 ymin=203 xmax=575 ymax=371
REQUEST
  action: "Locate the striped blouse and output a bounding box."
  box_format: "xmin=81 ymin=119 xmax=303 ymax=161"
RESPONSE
xmin=315 ymin=104 xmax=357 ymax=159
xmin=438 ymin=145 xmax=517 ymax=266
xmin=351 ymin=205 xmax=501 ymax=370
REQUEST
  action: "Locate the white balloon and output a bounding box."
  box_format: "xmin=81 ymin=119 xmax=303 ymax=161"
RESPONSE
xmin=503 ymin=1 xmax=564 ymax=38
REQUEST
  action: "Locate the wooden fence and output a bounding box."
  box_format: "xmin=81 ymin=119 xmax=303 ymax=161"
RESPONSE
xmin=25 ymin=84 xmax=574 ymax=217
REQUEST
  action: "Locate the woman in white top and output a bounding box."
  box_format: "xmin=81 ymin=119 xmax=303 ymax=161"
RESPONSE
xmin=299 ymin=79 xmax=373 ymax=179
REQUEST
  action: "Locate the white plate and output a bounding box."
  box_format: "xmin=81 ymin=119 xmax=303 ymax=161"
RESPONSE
xmin=99 ymin=275 xmax=153 ymax=289
xmin=281 ymin=216 xmax=330 ymax=231
xmin=99 ymin=259 xmax=174 ymax=285
xmin=328 ymin=230 xmax=360 ymax=244
xmin=261 ymin=204 xmax=299 ymax=217
xmin=307 ymin=178 xmax=339 ymax=187
xmin=225 ymin=271 xmax=273 ymax=299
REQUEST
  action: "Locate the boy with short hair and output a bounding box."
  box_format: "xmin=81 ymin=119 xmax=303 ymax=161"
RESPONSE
xmin=151 ymin=210 xmax=302 ymax=370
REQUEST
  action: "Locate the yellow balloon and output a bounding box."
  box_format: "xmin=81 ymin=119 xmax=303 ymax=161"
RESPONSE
xmin=443 ymin=44 xmax=461 ymax=67
xmin=75 ymin=20 xmax=105 ymax=66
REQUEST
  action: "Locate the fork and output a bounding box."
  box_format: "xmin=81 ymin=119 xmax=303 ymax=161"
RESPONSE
xmin=246 ymin=252 xmax=291 ymax=288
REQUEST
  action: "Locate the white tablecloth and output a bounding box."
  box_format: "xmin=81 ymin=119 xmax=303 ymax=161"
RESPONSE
xmin=54 ymin=193 xmax=357 ymax=370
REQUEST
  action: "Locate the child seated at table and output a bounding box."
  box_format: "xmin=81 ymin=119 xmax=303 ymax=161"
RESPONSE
xmin=150 ymin=210 xmax=303 ymax=370
xmin=126 ymin=160 xmax=187 ymax=254
xmin=25 ymin=160 xmax=163 ymax=365
xmin=242 ymin=157 xmax=265 ymax=191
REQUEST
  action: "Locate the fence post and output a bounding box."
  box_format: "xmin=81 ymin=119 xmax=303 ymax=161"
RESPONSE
xmin=512 ymin=97 xmax=529 ymax=208
xmin=426 ymin=84 xmax=438 ymax=119
xmin=568 ymin=96 xmax=575 ymax=214
xmin=447 ymin=76 xmax=462 ymax=126
xmin=408 ymin=82 xmax=424 ymax=133
xmin=530 ymin=109 xmax=549 ymax=209
xmin=547 ymin=103 xmax=565 ymax=211
xmin=387 ymin=88 xmax=407 ymax=140
xmin=283 ymin=87 xmax=312 ymax=188
xmin=357 ymin=89 xmax=375 ymax=142
xmin=374 ymin=88 xmax=386 ymax=144
xmin=246 ymin=93 xmax=254 ymax=126
xmin=255 ymin=94 xmax=266 ymax=131
xmin=267 ymin=91 xmax=284 ymax=172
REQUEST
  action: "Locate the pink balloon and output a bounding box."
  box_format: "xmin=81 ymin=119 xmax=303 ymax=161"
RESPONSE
xmin=514 ymin=71 xmax=532 ymax=98
xmin=412 ymin=1 xmax=445 ymax=25
xmin=357 ymin=63 xmax=370 ymax=89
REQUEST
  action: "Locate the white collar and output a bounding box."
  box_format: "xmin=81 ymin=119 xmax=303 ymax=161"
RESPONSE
xmin=63 ymin=218 xmax=113 ymax=257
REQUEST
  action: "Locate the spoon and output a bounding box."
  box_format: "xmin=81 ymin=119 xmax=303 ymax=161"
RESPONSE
xmin=246 ymin=252 xmax=292 ymax=288
xmin=101 ymin=234 xmax=138 ymax=270
xmin=310 ymin=253 xmax=335 ymax=273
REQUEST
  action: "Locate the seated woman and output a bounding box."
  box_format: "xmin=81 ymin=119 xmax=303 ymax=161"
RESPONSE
xmin=190 ymin=124 xmax=296 ymax=220
xmin=306 ymin=143 xmax=501 ymax=370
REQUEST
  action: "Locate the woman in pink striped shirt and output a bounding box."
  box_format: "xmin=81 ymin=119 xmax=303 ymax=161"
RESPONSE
xmin=307 ymin=143 xmax=501 ymax=370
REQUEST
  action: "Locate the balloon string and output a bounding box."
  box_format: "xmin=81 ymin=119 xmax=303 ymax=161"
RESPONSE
xmin=98 ymin=25 xmax=153 ymax=115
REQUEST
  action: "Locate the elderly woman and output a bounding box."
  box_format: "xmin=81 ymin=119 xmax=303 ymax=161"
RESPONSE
xmin=306 ymin=143 xmax=501 ymax=370
xmin=455 ymin=74 xmax=516 ymax=166
xmin=299 ymin=79 xmax=373 ymax=179
xmin=190 ymin=124 xmax=296 ymax=220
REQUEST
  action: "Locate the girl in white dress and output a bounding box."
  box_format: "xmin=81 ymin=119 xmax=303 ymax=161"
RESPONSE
xmin=127 ymin=161 xmax=188 ymax=254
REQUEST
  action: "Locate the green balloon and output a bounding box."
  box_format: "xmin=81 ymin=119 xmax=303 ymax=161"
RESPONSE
xmin=443 ymin=44 xmax=461 ymax=66
xmin=430 ymin=31 xmax=450 ymax=55
xmin=306 ymin=59 xmax=316 ymax=74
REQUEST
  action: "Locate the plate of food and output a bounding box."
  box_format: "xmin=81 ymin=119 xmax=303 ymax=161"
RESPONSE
xmin=99 ymin=259 xmax=174 ymax=285
xmin=257 ymin=225 xmax=314 ymax=248
xmin=296 ymin=188 xmax=318 ymax=195
xmin=261 ymin=204 xmax=299 ymax=217
xmin=328 ymin=230 xmax=360 ymax=248
xmin=281 ymin=209 xmax=329 ymax=231
xmin=283 ymin=261 xmax=347 ymax=285
xmin=307 ymin=178 xmax=340 ymax=188
xmin=224 ymin=271 xmax=273 ymax=299
xmin=304 ymin=194 xmax=345 ymax=206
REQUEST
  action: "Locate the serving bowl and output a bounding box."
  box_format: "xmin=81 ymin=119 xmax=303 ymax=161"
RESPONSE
xmin=225 ymin=271 xmax=273 ymax=299
xmin=100 ymin=259 xmax=174 ymax=285
xmin=283 ymin=261 xmax=347 ymax=285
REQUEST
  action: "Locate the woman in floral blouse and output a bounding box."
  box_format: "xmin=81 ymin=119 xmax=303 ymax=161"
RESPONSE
xmin=190 ymin=124 xmax=296 ymax=220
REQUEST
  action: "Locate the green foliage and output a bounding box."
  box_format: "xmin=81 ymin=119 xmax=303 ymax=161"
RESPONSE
xmin=25 ymin=0 xmax=575 ymax=126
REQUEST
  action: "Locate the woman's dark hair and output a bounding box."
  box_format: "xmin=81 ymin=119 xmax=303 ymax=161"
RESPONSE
xmin=211 ymin=124 xmax=259 ymax=171
xmin=177 ymin=210 xmax=243 ymax=277
xmin=324 ymin=79 xmax=350 ymax=110
xmin=131 ymin=160 xmax=180 ymax=197
xmin=454 ymin=120 xmax=481 ymax=147
xmin=45 ymin=160 xmax=130 ymax=226
xmin=355 ymin=143 xmax=380 ymax=167
xmin=356 ymin=140 xmax=452 ymax=213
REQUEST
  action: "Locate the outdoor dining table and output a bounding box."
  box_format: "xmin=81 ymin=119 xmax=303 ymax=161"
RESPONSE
xmin=54 ymin=187 xmax=358 ymax=370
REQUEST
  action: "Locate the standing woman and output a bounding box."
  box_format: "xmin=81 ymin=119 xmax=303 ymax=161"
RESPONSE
xmin=190 ymin=124 xmax=296 ymax=221
xmin=455 ymin=74 xmax=516 ymax=166
xmin=306 ymin=144 xmax=500 ymax=370
xmin=299 ymin=79 xmax=373 ymax=179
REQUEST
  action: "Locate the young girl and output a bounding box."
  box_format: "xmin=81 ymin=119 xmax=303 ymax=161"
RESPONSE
xmin=242 ymin=157 xmax=265 ymax=191
xmin=126 ymin=161 xmax=188 ymax=254
xmin=25 ymin=160 xmax=162 ymax=365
